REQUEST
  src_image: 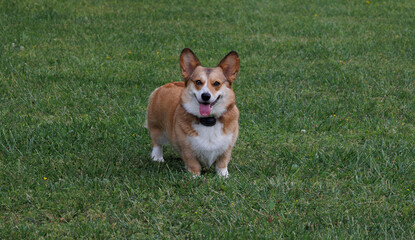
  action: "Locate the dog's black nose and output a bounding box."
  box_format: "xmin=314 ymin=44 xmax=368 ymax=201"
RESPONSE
xmin=201 ymin=92 xmax=211 ymax=101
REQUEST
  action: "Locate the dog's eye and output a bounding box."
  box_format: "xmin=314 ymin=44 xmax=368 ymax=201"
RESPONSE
xmin=195 ymin=80 xmax=203 ymax=85
xmin=213 ymin=81 xmax=220 ymax=87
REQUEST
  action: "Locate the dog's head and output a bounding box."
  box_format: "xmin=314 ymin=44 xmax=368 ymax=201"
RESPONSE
xmin=179 ymin=48 xmax=240 ymax=118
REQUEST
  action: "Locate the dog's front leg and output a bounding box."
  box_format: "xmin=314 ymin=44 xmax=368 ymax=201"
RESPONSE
xmin=215 ymin=147 xmax=233 ymax=178
xmin=181 ymin=149 xmax=202 ymax=177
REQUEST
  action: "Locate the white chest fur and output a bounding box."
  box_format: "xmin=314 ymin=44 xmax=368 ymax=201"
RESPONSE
xmin=188 ymin=122 xmax=233 ymax=167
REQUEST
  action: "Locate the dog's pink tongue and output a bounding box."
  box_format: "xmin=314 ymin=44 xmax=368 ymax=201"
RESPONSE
xmin=199 ymin=104 xmax=211 ymax=116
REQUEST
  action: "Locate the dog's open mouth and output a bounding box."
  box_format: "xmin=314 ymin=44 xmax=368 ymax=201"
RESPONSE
xmin=199 ymin=96 xmax=220 ymax=116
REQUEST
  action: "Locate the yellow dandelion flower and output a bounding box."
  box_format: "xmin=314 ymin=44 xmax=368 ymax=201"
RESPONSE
xmin=106 ymin=56 xmax=111 ymax=59
xmin=333 ymin=114 xmax=336 ymax=117
xmin=365 ymin=1 xmax=370 ymax=4
xmin=44 ymin=177 xmax=47 ymax=180
xmin=128 ymin=51 xmax=132 ymax=54
xmin=314 ymin=14 xmax=318 ymax=17
xmin=157 ymin=51 xmax=160 ymax=54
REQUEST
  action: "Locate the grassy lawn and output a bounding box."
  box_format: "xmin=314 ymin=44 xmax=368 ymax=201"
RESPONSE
xmin=1 ymin=0 xmax=415 ymax=238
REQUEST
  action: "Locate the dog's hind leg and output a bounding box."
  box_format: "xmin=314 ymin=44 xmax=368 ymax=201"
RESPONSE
xmin=149 ymin=127 xmax=167 ymax=162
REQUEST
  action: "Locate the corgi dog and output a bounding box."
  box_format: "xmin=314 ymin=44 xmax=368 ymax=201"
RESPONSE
xmin=145 ymin=48 xmax=240 ymax=177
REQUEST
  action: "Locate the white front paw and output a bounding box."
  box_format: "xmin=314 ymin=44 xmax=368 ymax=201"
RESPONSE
xmin=151 ymin=155 xmax=165 ymax=162
xmin=216 ymin=167 xmax=229 ymax=178
xmin=151 ymin=146 xmax=164 ymax=162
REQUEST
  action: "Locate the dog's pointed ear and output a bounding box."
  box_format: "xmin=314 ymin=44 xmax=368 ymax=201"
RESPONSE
xmin=180 ymin=48 xmax=201 ymax=81
xmin=217 ymin=51 xmax=239 ymax=83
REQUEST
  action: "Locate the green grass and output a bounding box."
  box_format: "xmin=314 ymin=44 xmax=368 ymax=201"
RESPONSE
xmin=1 ymin=0 xmax=415 ymax=238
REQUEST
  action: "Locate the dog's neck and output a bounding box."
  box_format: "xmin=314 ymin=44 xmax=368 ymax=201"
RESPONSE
xmin=199 ymin=117 xmax=216 ymax=127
